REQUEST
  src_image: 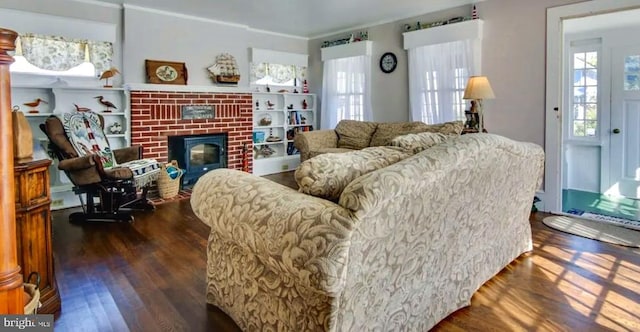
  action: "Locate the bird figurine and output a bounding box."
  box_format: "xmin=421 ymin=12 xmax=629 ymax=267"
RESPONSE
xmin=23 ymin=98 xmax=48 ymax=113
xmin=99 ymin=67 xmax=120 ymax=88
xmin=95 ymin=96 xmax=117 ymax=112
xmin=266 ymin=100 xmax=275 ymax=109
xmin=74 ymin=104 xmax=91 ymax=112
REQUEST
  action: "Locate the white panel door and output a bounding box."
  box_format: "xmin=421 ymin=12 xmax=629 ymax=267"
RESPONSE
xmin=609 ymin=45 xmax=640 ymax=198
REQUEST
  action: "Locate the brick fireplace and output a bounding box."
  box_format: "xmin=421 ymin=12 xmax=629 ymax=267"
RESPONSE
xmin=129 ymin=90 xmax=253 ymax=175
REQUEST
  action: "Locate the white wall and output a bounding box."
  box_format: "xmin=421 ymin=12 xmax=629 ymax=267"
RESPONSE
xmin=0 ymin=1 xmax=307 ymax=88
xmin=479 ymin=0 xmax=585 ymax=147
xmin=122 ymin=6 xmax=307 ymax=86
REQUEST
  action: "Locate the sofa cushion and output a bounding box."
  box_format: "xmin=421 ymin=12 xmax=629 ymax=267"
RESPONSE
xmin=335 ymin=120 xmax=378 ymax=150
xmin=389 ymin=132 xmax=448 ymax=154
xmin=295 ymin=146 xmax=412 ymax=202
xmin=421 ymin=120 xmax=465 ymax=136
xmin=309 ymin=147 xmax=355 ymax=159
xmin=369 ymin=120 xmax=464 ymax=147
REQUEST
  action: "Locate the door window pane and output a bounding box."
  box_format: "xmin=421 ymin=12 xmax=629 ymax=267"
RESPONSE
xmin=573 ymin=121 xmax=585 ymax=136
xmin=585 ymin=52 xmax=598 ymax=68
xmin=585 ymin=104 xmax=597 ymax=120
xmin=571 ymin=50 xmax=599 ymax=138
xmin=624 ymin=55 xmax=640 ymax=91
xmin=573 ymin=104 xmax=584 ymax=120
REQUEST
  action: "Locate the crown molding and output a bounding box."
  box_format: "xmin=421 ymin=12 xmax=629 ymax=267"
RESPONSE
xmin=70 ymin=0 xmax=122 ymax=9
xmin=123 ymin=4 xmax=308 ymax=40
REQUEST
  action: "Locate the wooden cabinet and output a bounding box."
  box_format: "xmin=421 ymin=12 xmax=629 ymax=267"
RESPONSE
xmin=14 ymin=157 xmax=61 ymax=314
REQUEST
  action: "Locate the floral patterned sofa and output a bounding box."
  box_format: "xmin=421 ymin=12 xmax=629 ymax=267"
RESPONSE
xmin=293 ymin=119 xmax=464 ymax=161
xmin=190 ymin=133 xmax=544 ymax=331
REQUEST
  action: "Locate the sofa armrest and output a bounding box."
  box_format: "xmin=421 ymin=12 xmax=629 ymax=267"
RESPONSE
xmin=113 ymin=146 xmax=142 ymax=164
xmin=294 ymin=130 xmax=338 ymax=162
xmin=191 ymin=168 xmax=354 ymax=296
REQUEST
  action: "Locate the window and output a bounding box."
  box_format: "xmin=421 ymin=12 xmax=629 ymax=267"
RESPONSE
xmin=249 ymin=63 xmax=306 ymax=87
xmin=10 ymin=34 xmax=113 ymax=77
xmin=570 ymin=50 xmax=599 ymax=137
xmin=250 ymin=48 xmax=309 ymax=89
xmin=321 ymin=55 xmax=372 ymax=129
xmin=624 ymin=55 xmax=640 ymax=91
xmin=408 ymin=40 xmax=475 ymax=124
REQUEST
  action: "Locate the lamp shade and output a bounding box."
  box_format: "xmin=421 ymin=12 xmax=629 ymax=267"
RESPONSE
xmin=463 ymin=76 xmax=495 ymax=100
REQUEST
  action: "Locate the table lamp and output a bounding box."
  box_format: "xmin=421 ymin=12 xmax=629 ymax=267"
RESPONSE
xmin=463 ymin=76 xmax=495 ymax=132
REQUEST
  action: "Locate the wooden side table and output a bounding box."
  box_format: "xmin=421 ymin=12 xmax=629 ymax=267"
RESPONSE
xmin=14 ymin=156 xmax=61 ymax=314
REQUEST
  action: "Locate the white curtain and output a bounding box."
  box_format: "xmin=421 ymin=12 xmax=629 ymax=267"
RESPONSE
xmin=408 ymin=39 xmax=475 ymax=124
xmin=321 ymin=55 xmax=372 ymax=129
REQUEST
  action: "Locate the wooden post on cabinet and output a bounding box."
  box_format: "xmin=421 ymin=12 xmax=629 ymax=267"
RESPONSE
xmin=0 ymin=28 xmax=24 ymax=314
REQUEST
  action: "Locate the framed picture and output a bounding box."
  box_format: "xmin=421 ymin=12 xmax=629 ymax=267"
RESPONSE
xmin=145 ymin=59 xmax=188 ymax=85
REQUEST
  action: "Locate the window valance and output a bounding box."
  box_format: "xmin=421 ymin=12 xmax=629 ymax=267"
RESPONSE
xmin=18 ymin=33 xmax=113 ymax=73
xmin=321 ymin=41 xmax=372 ymax=61
xmin=403 ymin=20 xmax=483 ymax=50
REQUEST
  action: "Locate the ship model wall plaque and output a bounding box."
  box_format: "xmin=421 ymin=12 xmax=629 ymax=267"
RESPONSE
xmin=207 ymin=53 xmax=240 ymax=85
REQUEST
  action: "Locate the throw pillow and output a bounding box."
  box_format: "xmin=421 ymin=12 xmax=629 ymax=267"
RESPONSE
xmin=62 ymin=111 xmax=116 ymax=169
xmin=369 ymin=120 xmax=464 ymax=147
xmin=335 ymin=120 xmax=378 ymax=150
xmin=295 ymin=146 xmax=412 ymax=202
xmin=389 ymin=132 xmax=448 ymax=154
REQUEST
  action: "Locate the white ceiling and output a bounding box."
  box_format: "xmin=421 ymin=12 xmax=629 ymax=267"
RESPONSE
xmin=93 ymin=0 xmax=477 ymax=38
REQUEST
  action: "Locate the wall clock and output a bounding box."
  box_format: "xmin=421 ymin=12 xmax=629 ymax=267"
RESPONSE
xmin=380 ymin=52 xmax=397 ymax=73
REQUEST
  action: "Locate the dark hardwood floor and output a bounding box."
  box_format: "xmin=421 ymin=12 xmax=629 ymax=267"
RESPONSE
xmin=51 ymin=172 xmax=640 ymax=331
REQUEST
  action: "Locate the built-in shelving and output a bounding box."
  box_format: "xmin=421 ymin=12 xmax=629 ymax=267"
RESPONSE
xmin=12 ymin=84 xmax=131 ymax=210
xmin=252 ymin=92 xmax=316 ymax=175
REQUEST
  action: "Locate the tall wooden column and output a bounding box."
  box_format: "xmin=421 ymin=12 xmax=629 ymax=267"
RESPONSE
xmin=0 ymin=28 xmax=23 ymax=314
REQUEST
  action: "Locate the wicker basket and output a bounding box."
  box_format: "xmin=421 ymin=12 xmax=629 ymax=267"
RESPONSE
xmin=24 ymin=272 xmax=40 ymax=315
xmin=157 ymin=160 xmax=184 ymax=199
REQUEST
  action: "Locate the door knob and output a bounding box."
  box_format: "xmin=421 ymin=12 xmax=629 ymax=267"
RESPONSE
xmin=612 ymin=128 xmax=621 ymax=134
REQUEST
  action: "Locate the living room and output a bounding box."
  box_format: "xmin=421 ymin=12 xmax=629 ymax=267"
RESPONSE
xmin=0 ymin=0 xmax=639 ymax=331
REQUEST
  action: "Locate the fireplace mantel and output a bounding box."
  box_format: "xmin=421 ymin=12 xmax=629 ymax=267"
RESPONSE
xmin=125 ymin=83 xmax=253 ymax=93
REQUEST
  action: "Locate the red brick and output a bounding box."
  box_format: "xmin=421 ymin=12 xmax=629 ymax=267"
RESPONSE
xmin=141 ymin=98 xmax=161 ymax=104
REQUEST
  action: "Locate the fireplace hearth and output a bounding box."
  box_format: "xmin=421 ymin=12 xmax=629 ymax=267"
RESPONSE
xmin=168 ymin=134 xmax=228 ymax=186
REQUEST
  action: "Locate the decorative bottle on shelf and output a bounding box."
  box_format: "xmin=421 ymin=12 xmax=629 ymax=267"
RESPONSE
xmin=302 ymin=99 xmax=308 ymax=109
xmin=302 ymin=80 xmax=309 ymax=93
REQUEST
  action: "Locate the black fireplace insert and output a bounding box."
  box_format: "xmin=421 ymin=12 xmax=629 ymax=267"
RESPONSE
xmin=168 ymin=133 xmax=228 ymax=186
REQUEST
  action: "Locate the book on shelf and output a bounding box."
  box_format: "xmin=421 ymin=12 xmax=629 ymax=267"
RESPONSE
xmin=287 ymin=142 xmax=299 ymax=155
